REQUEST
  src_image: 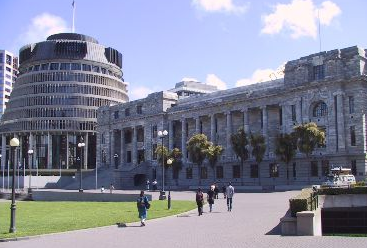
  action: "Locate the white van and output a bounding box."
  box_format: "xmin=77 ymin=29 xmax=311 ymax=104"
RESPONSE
xmin=321 ymin=167 xmax=356 ymax=188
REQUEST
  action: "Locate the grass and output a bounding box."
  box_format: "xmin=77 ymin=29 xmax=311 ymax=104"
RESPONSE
xmin=0 ymin=200 xmax=196 ymax=239
xmin=324 ymin=233 xmax=367 ymax=237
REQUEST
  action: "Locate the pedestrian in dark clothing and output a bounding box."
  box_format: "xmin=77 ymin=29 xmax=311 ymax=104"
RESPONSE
xmin=222 ymin=185 xmax=227 ymax=199
xmin=137 ymin=190 xmax=150 ymax=226
xmin=196 ymin=188 xmax=204 ymax=216
xmin=226 ymin=182 xmax=235 ymax=211
xmin=214 ymin=184 xmax=219 ymax=199
xmin=207 ymin=185 xmax=215 ymax=212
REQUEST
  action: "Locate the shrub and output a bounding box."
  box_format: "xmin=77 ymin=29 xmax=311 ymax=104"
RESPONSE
xmin=318 ymin=186 xmax=367 ymax=195
xmin=289 ymin=188 xmax=314 ymax=217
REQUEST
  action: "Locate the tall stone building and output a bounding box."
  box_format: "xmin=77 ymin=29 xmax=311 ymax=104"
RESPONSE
xmin=98 ymin=46 xmax=367 ymax=189
xmin=0 ymin=33 xmax=127 ymax=172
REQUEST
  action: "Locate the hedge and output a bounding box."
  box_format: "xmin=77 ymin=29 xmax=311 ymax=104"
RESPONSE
xmin=318 ymin=186 xmax=367 ymax=195
xmin=289 ymin=188 xmax=314 ymax=217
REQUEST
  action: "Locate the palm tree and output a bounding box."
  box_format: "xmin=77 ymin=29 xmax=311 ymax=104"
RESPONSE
xmin=275 ymin=133 xmax=297 ymax=184
xmin=155 ymin=145 xmax=170 ymax=168
xmin=293 ymin=122 xmax=325 ymax=183
xmin=187 ymin=134 xmax=210 ymax=184
xmin=170 ymin=148 xmax=183 ymax=184
xmin=250 ymin=133 xmax=266 ymax=185
xmin=205 ymin=143 xmax=223 ymax=181
xmin=231 ymin=128 xmax=249 ymax=185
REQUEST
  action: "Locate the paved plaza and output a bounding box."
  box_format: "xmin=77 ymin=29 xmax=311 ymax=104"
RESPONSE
xmin=1 ymin=190 xmax=366 ymax=248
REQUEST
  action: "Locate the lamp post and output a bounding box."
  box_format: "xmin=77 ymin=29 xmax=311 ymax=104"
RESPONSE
xmin=158 ymin=130 xmax=168 ymax=200
xmin=78 ymin=138 xmax=85 ymax=193
xmin=114 ymin=153 xmax=118 ymax=169
xmin=9 ymin=137 xmax=19 ymax=233
xmin=166 ymin=158 xmax=172 ymax=209
xmin=0 ymin=154 xmax=3 ymax=192
xmin=27 ymin=149 xmax=34 ymax=193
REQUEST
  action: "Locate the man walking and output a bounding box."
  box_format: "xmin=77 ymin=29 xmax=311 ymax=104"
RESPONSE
xmin=226 ymin=182 xmax=234 ymax=211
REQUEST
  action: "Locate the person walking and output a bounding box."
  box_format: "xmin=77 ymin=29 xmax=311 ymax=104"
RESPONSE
xmin=152 ymin=179 xmax=157 ymax=191
xmin=214 ymin=184 xmax=219 ymax=199
xmin=137 ymin=190 xmax=150 ymax=226
xmin=222 ymin=185 xmax=226 ymax=199
xmin=109 ymin=183 xmax=115 ymax=193
xmin=226 ymin=182 xmax=235 ymax=211
xmin=146 ymin=179 xmax=150 ymax=191
xmin=196 ymin=188 xmax=204 ymax=216
xmin=207 ymin=185 xmax=215 ymax=212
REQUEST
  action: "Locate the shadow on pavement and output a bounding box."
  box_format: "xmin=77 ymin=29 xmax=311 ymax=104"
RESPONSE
xmin=265 ymin=222 xmax=281 ymax=235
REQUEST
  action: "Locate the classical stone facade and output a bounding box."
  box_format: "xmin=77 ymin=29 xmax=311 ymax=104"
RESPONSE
xmin=97 ymin=46 xmax=367 ymax=189
xmin=0 ymin=33 xmax=127 ymax=171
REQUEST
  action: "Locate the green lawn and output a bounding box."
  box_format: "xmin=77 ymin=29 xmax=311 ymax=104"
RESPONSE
xmin=0 ymin=200 xmax=196 ymax=239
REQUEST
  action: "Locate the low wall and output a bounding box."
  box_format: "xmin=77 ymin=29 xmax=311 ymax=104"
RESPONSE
xmin=32 ymin=190 xmax=152 ymax=202
xmin=0 ymin=176 xmax=67 ymax=189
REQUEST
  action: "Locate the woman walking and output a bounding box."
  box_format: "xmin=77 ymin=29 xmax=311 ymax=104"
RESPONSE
xmin=196 ymin=188 xmax=204 ymax=216
xmin=137 ymin=190 xmax=150 ymax=226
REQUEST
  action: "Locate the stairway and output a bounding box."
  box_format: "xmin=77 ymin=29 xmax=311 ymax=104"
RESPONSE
xmin=63 ymin=167 xmax=115 ymax=190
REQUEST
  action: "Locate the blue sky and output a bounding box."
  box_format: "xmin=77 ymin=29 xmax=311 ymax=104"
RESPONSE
xmin=0 ymin=0 xmax=366 ymax=100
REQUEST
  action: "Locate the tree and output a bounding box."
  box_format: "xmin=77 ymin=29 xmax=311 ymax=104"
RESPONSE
xmin=231 ymin=128 xmax=249 ymax=184
xmin=293 ymin=122 xmax=325 ymax=183
xmin=205 ymin=143 xmax=223 ymax=180
xmin=170 ymin=148 xmax=183 ymax=181
xmin=250 ymin=133 xmax=266 ymax=184
xmin=155 ymin=145 xmax=170 ymax=168
xmin=187 ymin=134 xmax=210 ymax=183
xmin=275 ymin=133 xmax=297 ymax=184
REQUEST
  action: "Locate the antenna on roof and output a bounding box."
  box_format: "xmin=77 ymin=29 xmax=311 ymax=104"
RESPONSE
xmin=72 ymin=1 xmax=76 ymax=33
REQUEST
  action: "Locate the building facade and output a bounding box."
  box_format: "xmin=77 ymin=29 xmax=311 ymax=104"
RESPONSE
xmin=98 ymin=46 xmax=367 ymax=189
xmin=0 ymin=33 xmax=127 ymax=172
xmin=0 ymin=50 xmax=18 ymax=118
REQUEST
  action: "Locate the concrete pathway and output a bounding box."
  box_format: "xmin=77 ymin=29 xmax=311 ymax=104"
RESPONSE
xmin=1 ymin=190 xmax=366 ymax=248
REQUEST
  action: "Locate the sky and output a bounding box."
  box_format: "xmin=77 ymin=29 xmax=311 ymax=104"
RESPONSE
xmin=0 ymin=0 xmax=366 ymax=100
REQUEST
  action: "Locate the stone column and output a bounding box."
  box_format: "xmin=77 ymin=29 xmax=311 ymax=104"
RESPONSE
xmin=296 ymin=100 xmax=302 ymax=124
xmin=169 ymin=121 xmax=174 ymax=150
xmin=243 ymin=108 xmax=250 ymax=134
xmin=281 ymin=104 xmax=287 ymax=133
xmin=84 ymin=133 xmax=88 ymax=169
xmin=210 ymin=114 xmax=216 ymax=143
xmin=226 ymin=111 xmax=232 ymax=159
xmin=1 ymin=135 xmax=6 ymax=170
xmin=109 ymin=130 xmax=114 ymax=168
xmin=336 ymin=93 xmax=346 ymax=151
xmin=47 ymin=133 xmax=52 ymax=169
xmin=181 ymin=118 xmax=187 ymax=163
xmin=195 ymin=116 xmax=200 ymax=134
xmin=132 ymin=127 xmax=137 ymax=165
xmin=262 ymin=106 xmax=269 ymax=157
xmin=120 ymin=129 xmax=125 ymax=167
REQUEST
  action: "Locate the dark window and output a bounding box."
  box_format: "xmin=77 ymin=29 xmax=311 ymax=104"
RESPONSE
xmin=101 ymin=68 xmax=107 ymax=74
xmin=71 ymin=63 xmax=81 ymax=70
xmin=233 ymin=165 xmax=240 ymax=178
xmin=124 ymin=130 xmax=132 ymax=144
xmin=34 ymin=65 xmax=40 ymax=71
xmin=152 ymin=125 xmax=157 ymax=138
xmin=313 ymin=102 xmax=327 ymax=117
xmin=138 ymin=150 xmax=145 ymax=164
xmin=291 ymin=105 xmax=296 ymax=122
xmin=321 ymin=160 xmax=329 ymax=176
xmin=279 ymin=107 xmax=282 ymax=126
xmin=126 ymin=151 xmax=132 ymax=163
xmin=311 ymin=161 xmax=318 ymax=177
xmin=60 ymin=63 xmax=70 ymax=70
xmin=101 ymin=133 xmax=105 ymax=144
xmin=200 ymin=121 xmax=203 ymax=134
xmin=349 ymin=96 xmax=354 ymax=114
xmin=269 ymin=163 xmax=279 ymax=177
xmin=6 ymin=54 xmax=11 ymax=65
xmin=41 ymin=63 xmax=49 ymax=70
xmin=82 ymin=64 xmax=91 ymax=71
xmin=312 ymin=64 xmax=325 ymax=80
xmin=260 ymin=111 xmax=263 ymax=128
xmin=200 ymin=167 xmax=208 ymax=179
xmin=137 ymin=105 xmax=142 ymax=114
xmin=50 ymin=63 xmax=59 ymax=70
xmin=137 ymin=128 xmax=144 ymax=142
xmin=125 ymin=108 xmax=130 ymax=117
xmin=351 ymin=160 xmax=357 ymax=176
xmin=92 ymin=66 xmax=100 ymax=73
xmin=215 ymin=118 xmax=218 ymax=133
xmin=250 ymin=164 xmax=258 ymax=178
xmin=292 ymin=162 xmax=296 ymax=178
xmin=186 ymin=167 xmax=193 ymax=179
xmin=216 ymin=166 xmax=224 ymax=179
xmin=114 ymin=111 xmax=119 ymax=119
xmin=186 ymin=122 xmax=189 ymax=137
xmin=152 ymin=144 xmax=157 ymax=160
xmin=350 ymin=126 xmax=356 ymax=146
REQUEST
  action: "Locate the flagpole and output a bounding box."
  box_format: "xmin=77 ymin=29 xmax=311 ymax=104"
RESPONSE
xmin=72 ymin=1 xmax=76 ymax=33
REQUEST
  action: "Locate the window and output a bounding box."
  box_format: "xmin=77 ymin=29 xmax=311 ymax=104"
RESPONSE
xmin=291 ymin=105 xmax=296 ymax=122
xmin=186 ymin=167 xmax=193 ymax=179
xmin=292 ymin=162 xmax=296 ymax=178
xmin=200 ymin=167 xmax=208 ymax=179
xmin=351 ymin=160 xmax=357 ymax=176
xmin=50 ymin=63 xmax=59 ymax=70
xmin=126 ymin=151 xmax=132 ymax=163
xmin=137 ymin=105 xmax=142 ymax=114
xmin=138 ymin=150 xmax=145 ymax=164
xmin=313 ymin=102 xmax=327 ymax=117
xmin=101 ymin=68 xmax=107 ymax=74
xmin=279 ymin=107 xmax=282 ymax=126
xmin=152 ymin=144 xmax=157 ymax=160
xmin=60 ymin=63 xmax=70 ymax=70
xmin=92 ymin=66 xmax=100 ymax=73
xmin=6 ymin=55 xmax=12 ymax=65
xmin=34 ymin=65 xmax=40 ymax=71
xmin=137 ymin=128 xmax=144 ymax=142
xmin=125 ymin=108 xmax=130 ymax=116
xmin=349 ymin=96 xmax=354 ymax=114
xmin=311 ymin=161 xmax=318 ymax=177
xmin=124 ymin=130 xmax=132 ymax=144
xmin=6 ymin=67 xmax=11 ymax=72
xmin=114 ymin=111 xmax=119 ymax=119
xmin=41 ymin=63 xmax=49 ymax=70
xmin=312 ymin=64 xmax=325 ymax=80
xmin=260 ymin=111 xmax=263 ymax=128
xmin=233 ymin=165 xmax=240 ymax=178
xmin=269 ymin=163 xmax=279 ymax=177
xmin=71 ymin=63 xmax=81 ymax=70
xmin=321 ymin=160 xmax=329 ymax=176
xmin=82 ymin=64 xmax=91 ymax=71
xmin=350 ymin=126 xmax=356 ymax=146
xmin=216 ymin=166 xmax=224 ymax=179
xmin=101 ymin=133 xmax=105 ymax=144
xmin=152 ymin=125 xmax=157 ymax=138
xmin=200 ymin=121 xmax=203 ymax=134
xmin=250 ymin=164 xmax=258 ymax=178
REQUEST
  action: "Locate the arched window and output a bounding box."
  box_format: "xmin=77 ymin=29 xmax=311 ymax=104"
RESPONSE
xmin=313 ymin=102 xmax=328 ymax=117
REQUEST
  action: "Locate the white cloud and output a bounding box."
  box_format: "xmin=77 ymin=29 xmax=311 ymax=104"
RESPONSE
xmin=129 ymin=86 xmax=154 ymax=101
xmin=236 ymin=63 xmax=285 ymax=87
xmin=192 ymin=0 xmax=249 ymax=14
xmin=261 ymin=0 xmax=341 ymax=39
xmin=20 ymin=13 xmax=69 ymax=46
xmin=205 ymin=74 xmax=227 ymax=90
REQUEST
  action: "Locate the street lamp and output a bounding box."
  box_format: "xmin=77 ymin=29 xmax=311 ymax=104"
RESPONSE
xmin=166 ymin=158 xmax=172 ymax=209
xmin=158 ymin=130 xmax=168 ymax=200
xmin=0 ymin=154 xmax=3 ymax=192
xmin=9 ymin=137 xmax=19 ymax=233
xmin=78 ymin=138 xmax=85 ymax=193
xmin=114 ymin=153 xmax=118 ymax=169
xmin=27 ymin=149 xmax=34 ymax=193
